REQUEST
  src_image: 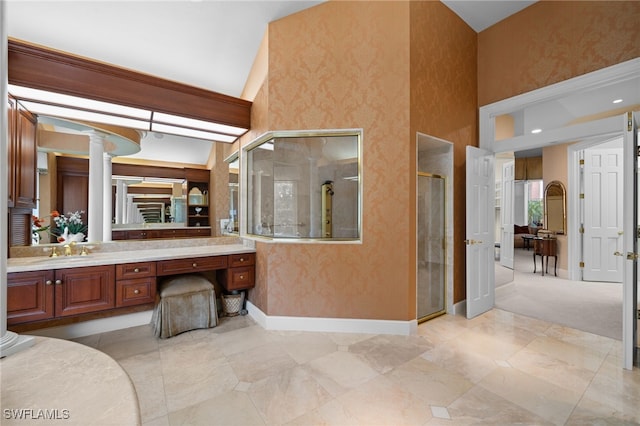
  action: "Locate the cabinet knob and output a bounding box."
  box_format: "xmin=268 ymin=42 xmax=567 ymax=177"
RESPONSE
xmin=55 ymin=279 xmax=62 ymax=285
xmin=45 ymin=280 xmax=53 ymax=286
xmin=133 ymin=268 xmax=140 ymax=273
xmin=240 ymin=258 xmax=244 ymax=262
xmin=133 ymin=289 xmax=140 ymax=294
xmin=192 ymin=263 xmax=197 ymax=268
xmin=239 ymin=275 xmax=245 ymax=280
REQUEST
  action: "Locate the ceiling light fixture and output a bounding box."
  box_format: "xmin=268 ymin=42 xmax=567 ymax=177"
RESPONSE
xmin=613 ymin=98 xmax=623 ymax=104
xmin=531 ymin=128 xmax=542 ymax=134
xmin=8 ymin=84 xmax=248 ymax=143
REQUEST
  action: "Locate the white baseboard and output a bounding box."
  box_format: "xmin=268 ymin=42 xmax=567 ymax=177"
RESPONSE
xmin=246 ymin=301 xmax=418 ymax=336
xmin=23 ymin=310 xmax=154 ymax=340
xmin=453 ymin=300 xmax=466 ymax=317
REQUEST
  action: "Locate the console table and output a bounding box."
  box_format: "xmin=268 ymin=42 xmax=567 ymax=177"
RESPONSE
xmin=533 ymin=237 xmax=557 ymax=276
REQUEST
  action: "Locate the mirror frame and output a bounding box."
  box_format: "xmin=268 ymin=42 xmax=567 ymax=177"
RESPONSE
xmin=543 ymin=180 xmax=566 ymax=235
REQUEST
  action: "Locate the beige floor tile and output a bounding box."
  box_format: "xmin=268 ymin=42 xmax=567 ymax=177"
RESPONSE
xmin=249 ymin=365 xmax=333 ymax=425
xmin=71 ymin=333 xmax=100 ymax=348
xmin=544 ymin=323 xmax=616 ymax=355
xmin=507 ymin=346 xmax=596 ymax=394
xmin=525 ymin=335 xmax=608 ymax=372
xmin=162 ymin=360 xmax=238 ymax=413
xmin=159 ymin=336 xmax=226 ymax=367
xmin=452 ymin=328 xmax=530 ymax=361
xmin=272 ymin=331 xmax=338 ymax=364
xmin=305 ymin=350 xmax=379 ymax=397
xmin=348 ymin=334 xmax=433 ymax=374
xmin=132 ymin=375 xmax=168 ymax=423
xmin=566 ymin=396 xmax=640 ymax=425
xmin=478 ymin=366 xmax=583 ymax=425
xmin=228 ymin=341 xmax=297 ymax=383
xmin=168 ymin=391 xmax=265 ymax=426
xmin=581 ymin=358 xmax=640 ymax=423
xmin=387 ymin=356 xmax=474 ymax=406
xmin=142 ymin=414 xmax=170 ymax=426
xmin=118 ymin=350 xmax=164 ymax=385
xmin=323 ymin=331 xmax=375 ymax=347
xmin=420 ymin=338 xmax=499 ymax=383
xmin=98 ymin=333 xmax=159 ymax=361
xmin=443 ymin=385 xmax=554 ymax=425
xmin=323 ymin=375 xmax=432 ymax=426
xmin=214 ymin=325 xmax=275 ymax=356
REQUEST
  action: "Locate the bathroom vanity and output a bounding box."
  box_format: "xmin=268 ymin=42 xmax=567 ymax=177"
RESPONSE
xmin=7 ymin=238 xmax=255 ymax=330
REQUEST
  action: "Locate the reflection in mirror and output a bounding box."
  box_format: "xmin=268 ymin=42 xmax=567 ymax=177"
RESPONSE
xmin=544 ymin=180 xmax=566 ymax=235
xmin=222 ymin=152 xmax=239 ymax=234
xmin=243 ymin=130 xmax=361 ymax=240
xmin=112 ymin=176 xmax=186 ymax=226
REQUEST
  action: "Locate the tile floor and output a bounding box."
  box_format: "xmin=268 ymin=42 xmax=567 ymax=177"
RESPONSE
xmin=73 ymin=309 xmax=640 ymax=426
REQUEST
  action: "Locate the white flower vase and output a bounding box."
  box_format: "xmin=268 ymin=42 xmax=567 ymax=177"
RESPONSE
xmin=59 ymin=227 xmax=85 ymax=243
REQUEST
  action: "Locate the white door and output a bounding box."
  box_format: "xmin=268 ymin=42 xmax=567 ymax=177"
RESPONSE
xmin=622 ymin=111 xmax=638 ymax=370
xmin=466 ymin=146 xmax=495 ymax=318
xmin=583 ymin=142 xmax=624 ymax=282
xmin=500 ymin=161 xmax=515 ymax=269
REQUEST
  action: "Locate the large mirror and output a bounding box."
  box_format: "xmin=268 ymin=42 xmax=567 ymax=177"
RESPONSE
xmin=544 ymin=180 xmax=566 ymax=235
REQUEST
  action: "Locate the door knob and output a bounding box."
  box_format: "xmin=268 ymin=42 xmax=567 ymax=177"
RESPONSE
xmin=614 ymin=251 xmax=624 ymax=256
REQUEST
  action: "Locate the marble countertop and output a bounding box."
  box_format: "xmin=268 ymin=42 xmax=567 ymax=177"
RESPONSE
xmin=0 ymin=336 xmax=140 ymax=425
xmin=8 ymin=243 xmax=255 ymax=273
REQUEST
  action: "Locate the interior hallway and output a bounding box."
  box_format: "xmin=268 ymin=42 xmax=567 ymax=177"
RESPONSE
xmin=73 ymin=309 xmax=640 ymax=425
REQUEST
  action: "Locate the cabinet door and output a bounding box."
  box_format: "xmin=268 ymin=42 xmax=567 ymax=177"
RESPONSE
xmin=14 ymin=103 xmax=37 ymax=209
xmin=55 ymin=265 xmax=115 ymax=316
xmin=7 ymin=270 xmax=55 ymax=325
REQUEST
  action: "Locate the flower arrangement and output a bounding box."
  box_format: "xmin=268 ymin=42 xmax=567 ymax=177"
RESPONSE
xmin=32 ymin=210 xmax=87 ymax=243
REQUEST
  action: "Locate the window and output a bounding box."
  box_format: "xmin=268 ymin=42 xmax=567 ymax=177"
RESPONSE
xmin=242 ymin=129 xmax=362 ymax=241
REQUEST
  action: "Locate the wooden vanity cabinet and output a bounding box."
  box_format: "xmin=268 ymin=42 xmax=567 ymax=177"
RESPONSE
xmin=218 ymin=253 xmax=256 ymax=291
xmin=7 ymin=270 xmax=55 ymax=325
xmin=7 ymin=265 xmax=116 ymax=324
xmin=55 ymin=265 xmax=115 ymax=317
xmin=157 ymin=256 xmax=227 ymax=276
xmin=115 ymin=262 xmax=157 ymax=307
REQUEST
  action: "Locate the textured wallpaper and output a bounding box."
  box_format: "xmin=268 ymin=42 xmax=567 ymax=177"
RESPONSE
xmin=478 ymin=1 xmax=640 ymax=106
xmin=241 ymin=1 xmax=478 ymax=320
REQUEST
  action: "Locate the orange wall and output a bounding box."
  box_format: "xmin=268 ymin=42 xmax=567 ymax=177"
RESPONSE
xmin=240 ymin=1 xmax=477 ymax=319
xmin=478 ymin=1 xmax=640 ymax=106
xmin=409 ymin=1 xmax=477 ymax=304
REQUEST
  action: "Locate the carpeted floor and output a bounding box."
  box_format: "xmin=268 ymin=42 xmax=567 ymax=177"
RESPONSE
xmin=495 ymin=248 xmax=638 ymax=341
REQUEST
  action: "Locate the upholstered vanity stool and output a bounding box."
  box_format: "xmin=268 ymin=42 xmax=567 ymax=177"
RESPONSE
xmin=151 ymin=273 xmax=218 ymax=338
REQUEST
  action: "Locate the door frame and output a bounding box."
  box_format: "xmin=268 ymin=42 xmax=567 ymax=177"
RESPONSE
xmin=478 ymin=59 xmax=640 ymax=368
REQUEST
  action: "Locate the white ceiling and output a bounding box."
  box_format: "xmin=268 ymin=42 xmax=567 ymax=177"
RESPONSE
xmin=15 ymin=1 xmax=634 ymax=166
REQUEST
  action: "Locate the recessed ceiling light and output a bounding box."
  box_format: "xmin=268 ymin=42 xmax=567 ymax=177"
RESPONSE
xmin=613 ymin=99 xmax=623 ymax=104
xmin=531 ymin=128 xmax=542 ymax=134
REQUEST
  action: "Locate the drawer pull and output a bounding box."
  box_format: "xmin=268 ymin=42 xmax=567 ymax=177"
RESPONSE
xmin=133 ymin=289 xmax=140 ymax=294
xmin=133 ymin=268 xmax=140 ymax=273
xmin=192 ymin=263 xmax=197 ymax=268
xmin=240 ymin=257 xmax=244 ymax=262
xmin=239 ymin=275 xmax=245 ymax=280
xmin=55 ymin=279 xmax=62 ymax=285
xmin=45 ymin=280 xmax=53 ymax=286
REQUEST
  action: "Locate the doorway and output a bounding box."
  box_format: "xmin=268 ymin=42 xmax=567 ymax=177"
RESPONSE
xmin=417 ymin=173 xmax=446 ymax=321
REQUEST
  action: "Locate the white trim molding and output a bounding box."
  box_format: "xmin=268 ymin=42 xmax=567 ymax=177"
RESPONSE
xmin=246 ymin=301 xmax=418 ymax=336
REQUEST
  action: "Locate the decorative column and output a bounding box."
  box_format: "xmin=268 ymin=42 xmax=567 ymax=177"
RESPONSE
xmin=0 ymin=0 xmax=34 ymax=357
xmin=103 ymin=153 xmax=113 ymax=241
xmin=115 ymin=179 xmax=127 ymax=224
xmin=88 ymin=131 xmax=105 ymax=242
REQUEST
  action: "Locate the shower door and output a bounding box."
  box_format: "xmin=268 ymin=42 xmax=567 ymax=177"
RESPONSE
xmin=417 ymin=173 xmax=446 ymax=321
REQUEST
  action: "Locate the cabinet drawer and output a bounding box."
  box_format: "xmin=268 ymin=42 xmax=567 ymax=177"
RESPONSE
xmin=127 ymin=230 xmax=161 ymax=239
xmin=116 ymin=262 xmax=156 ymax=280
xmin=226 ymin=266 xmax=255 ymax=291
xmin=228 ymin=253 xmax=255 ymax=268
xmin=116 ymin=277 xmax=156 ymax=307
xmin=157 ymin=255 xmax=227 ymax=276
